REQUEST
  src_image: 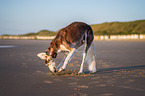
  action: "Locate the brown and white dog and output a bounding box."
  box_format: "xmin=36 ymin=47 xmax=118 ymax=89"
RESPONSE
xmin=40 ymin=22 xmax=97 ymax=73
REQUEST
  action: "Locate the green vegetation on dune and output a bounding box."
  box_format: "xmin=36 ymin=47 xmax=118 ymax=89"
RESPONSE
xmin=35 ymin=30 xmax=57 ymax=36
xmin=91 ymin=20 xmax=145 ymax=35
xmin=20 ymin=33 xmax=36 ymax=36
xmin=21 ymin=30 xmax=57 ymax=36
xmin=2 ymin=30 xmax=57 ymax=36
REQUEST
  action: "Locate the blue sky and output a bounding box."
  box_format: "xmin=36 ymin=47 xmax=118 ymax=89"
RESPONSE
xmin=0 ymin=0 xmax=145 ymax=35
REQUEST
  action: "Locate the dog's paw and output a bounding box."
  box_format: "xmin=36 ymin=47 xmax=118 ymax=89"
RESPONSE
xmin=58 ymin=68 xmax=65 ymax=72
xmin=78 ymin=71 xmax=83 ymax=74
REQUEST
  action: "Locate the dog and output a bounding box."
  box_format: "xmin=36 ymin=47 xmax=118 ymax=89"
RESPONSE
xmin=43 ymin=22 xmax=97 ymax=74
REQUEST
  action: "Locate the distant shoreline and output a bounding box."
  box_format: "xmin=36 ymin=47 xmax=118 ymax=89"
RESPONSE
xmin=1 ymin=34 xmax=145 ymax=40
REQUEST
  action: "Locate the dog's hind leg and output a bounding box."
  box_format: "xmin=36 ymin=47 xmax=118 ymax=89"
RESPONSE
xmin=78 ymin=32 xmax=88 ymax=74
xmin=78 ymin=51 xmax=87 ymax=74
xmin=85 ymin=42 xmax=97 ymax=73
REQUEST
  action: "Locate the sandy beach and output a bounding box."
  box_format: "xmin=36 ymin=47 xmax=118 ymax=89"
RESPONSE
xmin=0 ymin=39 xmax=145 ymax=96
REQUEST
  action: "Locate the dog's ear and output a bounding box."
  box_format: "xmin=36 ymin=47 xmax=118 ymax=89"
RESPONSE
xmin=52 ymin=52 xmax=57 ymax=58
xmin=37 ymin=53 xmax=47 ymax=60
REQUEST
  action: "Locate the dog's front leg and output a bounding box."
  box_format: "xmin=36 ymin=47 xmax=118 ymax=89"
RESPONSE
xmin=58 ymin=48 xmax=76 ymax=72
xmin=56 ymin=55 xmax=67 ymax=69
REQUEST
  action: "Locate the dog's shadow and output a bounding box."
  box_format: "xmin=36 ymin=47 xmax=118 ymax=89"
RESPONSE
xmin=97 ymin=65 xmax=145 ymax=74
xmin=49 ymin=65 xmax=145 ymax=76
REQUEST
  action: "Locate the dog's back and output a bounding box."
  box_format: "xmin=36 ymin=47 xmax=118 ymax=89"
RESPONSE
xmin=54 ymin=22 xmax=94 ymax=49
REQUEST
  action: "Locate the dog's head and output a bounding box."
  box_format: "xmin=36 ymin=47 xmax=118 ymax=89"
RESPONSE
xmin=45 ymin=40 xmax=58 ymax=58
xmin=37 ymin=53 xmax=57 ymax=73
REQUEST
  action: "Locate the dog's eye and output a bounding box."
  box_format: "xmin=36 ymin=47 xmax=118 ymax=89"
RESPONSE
xmin=46 ymin=51 xmax=49 ymax=55
xmin=52 ymin=53 xmax=57 ymax=58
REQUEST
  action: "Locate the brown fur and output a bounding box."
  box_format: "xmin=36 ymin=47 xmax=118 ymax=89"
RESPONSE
xmin=46 ymin=22 xmax=94 ymax=58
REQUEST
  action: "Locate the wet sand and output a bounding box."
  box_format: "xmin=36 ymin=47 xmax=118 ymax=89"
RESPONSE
xmin=0 ymin=39 xmax=145 ymax=96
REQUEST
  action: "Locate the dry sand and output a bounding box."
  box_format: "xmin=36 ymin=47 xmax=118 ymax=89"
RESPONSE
xmin=0 ymin=39 xmax=145 ymax=96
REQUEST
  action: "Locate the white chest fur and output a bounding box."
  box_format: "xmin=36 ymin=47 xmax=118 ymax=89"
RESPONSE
xmin=59 ymin=44 xmax=70 ymax=52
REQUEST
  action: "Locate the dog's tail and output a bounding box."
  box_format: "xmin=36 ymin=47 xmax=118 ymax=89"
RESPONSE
xmin=85 ymin=42 xmax=97 ymax=73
